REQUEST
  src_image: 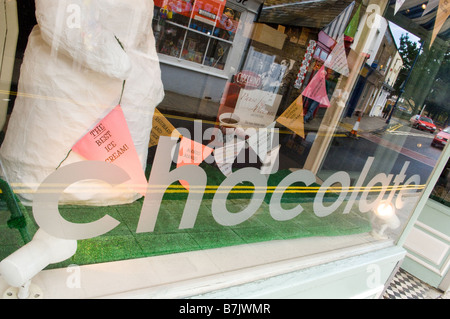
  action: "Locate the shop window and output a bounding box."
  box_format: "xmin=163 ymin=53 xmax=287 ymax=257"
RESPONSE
xmin=153 ymin=0 xmax=241 ymax=70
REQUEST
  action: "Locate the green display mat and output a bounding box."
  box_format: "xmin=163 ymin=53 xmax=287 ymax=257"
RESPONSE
xmin=0 ymin=165 xmax=372 ymax=269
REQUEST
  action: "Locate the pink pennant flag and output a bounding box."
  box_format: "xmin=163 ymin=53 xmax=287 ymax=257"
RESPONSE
xmin=72 ymin=105 xmax=148 ymax=196
xmin=177 ymin=136 xmax=214 ymax=189
xmin=301 ymin=65 xmax=331 ymax=107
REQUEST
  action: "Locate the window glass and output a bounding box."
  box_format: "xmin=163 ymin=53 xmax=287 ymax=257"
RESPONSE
xmin=204 ymin=38 xmax=232 ymax=69
xmin=155 ymin=0 xmax=192 ymax=27
xmin=155 ymin=24 xmax=187 ymax=58
xmin=154 ymin=0 xmax=241 ymax=70
xmin=429 ymin=159 xmax=450 ymax=207
xmin=0 ymin=0 xmax=449 ymax=277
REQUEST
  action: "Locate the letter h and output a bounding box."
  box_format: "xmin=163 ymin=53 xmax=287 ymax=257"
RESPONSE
xmin=136 ymin=137 xmax=207 ymax=233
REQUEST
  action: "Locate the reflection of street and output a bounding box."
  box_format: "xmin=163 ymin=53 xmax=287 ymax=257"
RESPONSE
xmin=156 ymin=90 xmax=439 ymax=187
xmin=372 ymin=121 xmax=442 ymax=163
xmin=318 ymin=117 xmax=440 ymax=184
xmin=278 ymin=114 xmax=440 ymax=186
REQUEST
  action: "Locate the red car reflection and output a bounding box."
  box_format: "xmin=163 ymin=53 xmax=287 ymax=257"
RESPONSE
xmin=431 ymin=126 xmax=450 ymax=148
xmin=410 ymin=115 xmax=436 ymax=133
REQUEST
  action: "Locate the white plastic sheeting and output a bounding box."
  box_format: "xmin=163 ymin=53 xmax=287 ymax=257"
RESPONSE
xmin=0 ymin=0 xmax=164 ymax=205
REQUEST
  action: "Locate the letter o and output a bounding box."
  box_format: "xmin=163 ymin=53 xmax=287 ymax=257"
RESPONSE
xmin=269 ymin=169 xmax=316 ymax=221
xmin=314 ymin=171 xmax=350 ymax=217
xmin=212 ymin=168 xmax=267 ymax=226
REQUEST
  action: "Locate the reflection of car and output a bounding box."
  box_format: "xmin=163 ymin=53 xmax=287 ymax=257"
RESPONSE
xmin=431 ymin=127 xmax=450 ymax=148
xmin=410 ymin=115 xmax=436 ymax=133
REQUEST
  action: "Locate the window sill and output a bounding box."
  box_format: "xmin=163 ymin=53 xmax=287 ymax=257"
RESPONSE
xmin=158 ymin=55 xmax=230 ymax=80
xmin=0 ymin=233 xmax=394 ymax=298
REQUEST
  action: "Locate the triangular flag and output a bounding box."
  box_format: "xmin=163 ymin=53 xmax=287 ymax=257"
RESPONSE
xmin=324 ymin=34 xmax=350 ymax=76
xmin=322 ymin=1 xmax=355 ymax=40
xmin=423 ymin=0 xmax=439 ymax=16
xmin=394 ymin=0 xmax=406 ymax=15
xmin=176 ymin=137 xmax=213 ymax=189
xmin=214 ymin=140 xmax=246 ymax=176
xmin=260 ymin=144 xmax=281 ymax=175
xmin=149 ymin=108 xmax=182 ymax=147
xmin=276 ymin=94 xmax=305 ymax=138
xmin=301 ymin=65 xmax=331 ymax=107
xmin=344 ymin=3 xmax=361 ymax=39
xmin=72 ymin=105 xmax=148 ymax=196
xmin=430 ymin=0 xmax=450 ymax=47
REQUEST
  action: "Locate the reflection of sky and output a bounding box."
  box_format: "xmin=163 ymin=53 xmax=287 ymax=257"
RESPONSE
xmin=388 ymin=21 xmax=421 ymax=48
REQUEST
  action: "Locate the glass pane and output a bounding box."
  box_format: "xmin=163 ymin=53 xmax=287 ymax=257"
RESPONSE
xmin=1 ymin=0 xmax=449 ymax=284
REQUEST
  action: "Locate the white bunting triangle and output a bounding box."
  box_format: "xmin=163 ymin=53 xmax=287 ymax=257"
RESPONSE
xmin=214 ymin=139 xmax=246 ymax=176
xmin=324 ymin=34 xmax=349 ymax=77
xmin=214 ymin=122 xmax=277 ymax=176
xmin=394 ymin=0 xmax=406 ymax=15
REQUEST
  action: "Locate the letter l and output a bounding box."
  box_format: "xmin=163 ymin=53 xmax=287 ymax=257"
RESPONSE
xmin=343 ymin=156 xmax=374 ymax=214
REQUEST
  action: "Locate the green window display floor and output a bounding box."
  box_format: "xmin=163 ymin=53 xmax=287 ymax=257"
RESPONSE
xmin=0 ymin=166 xmax=372 ymax=269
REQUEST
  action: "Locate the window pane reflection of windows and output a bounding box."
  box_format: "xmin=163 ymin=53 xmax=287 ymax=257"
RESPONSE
xmin=181 ymin=31 xmax=207 ymax=64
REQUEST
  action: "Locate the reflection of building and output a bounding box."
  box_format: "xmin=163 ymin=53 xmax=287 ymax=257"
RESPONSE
xmin=154 ymin=0 xmax=351 ymax=121
xmin=345 ymin=15 xmax=402 ymax=118
xmin=369 ymin=50 xmax=403 ymax=117
xmin=153 ymin=0 xmax=264 ymax=102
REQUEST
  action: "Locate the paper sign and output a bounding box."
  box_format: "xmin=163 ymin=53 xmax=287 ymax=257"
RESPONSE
xmin=301 ymin=65 xmax=331 ymax=107
xmin=260 ymin=144 xmax=281 ymax=175
xmin=325 ymin=34 xmax=349 ymax=77
xmin=215 ymin=139 xmax=246 ymax=164
xmin=276 ymin=94 xmax=305 ymax=138
xmin=233 ymin=89 xmax=282 ymax=128
xmin=430 ymin=0 xmax=450 ymax=47
xmin=149 ymin=108 xmax=181 ymax=147
xmin=177 ymin=137 xmax=214 ymax=189
xmin=214 ymin=140 xmax=246 ymax=176
xmin=247 ymin=122 xmax=276 ymax=161
xmin=72 ymin=105 xmax=148 ymax=196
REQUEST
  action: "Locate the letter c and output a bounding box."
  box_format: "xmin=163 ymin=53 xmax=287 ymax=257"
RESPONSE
xmin=270 ymin=169 xmax=316 ymax=221
xmin=33 ymin=161 xmax=130 ymax=240
xmin=212 ymin=168 xmax=266 ymax=226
